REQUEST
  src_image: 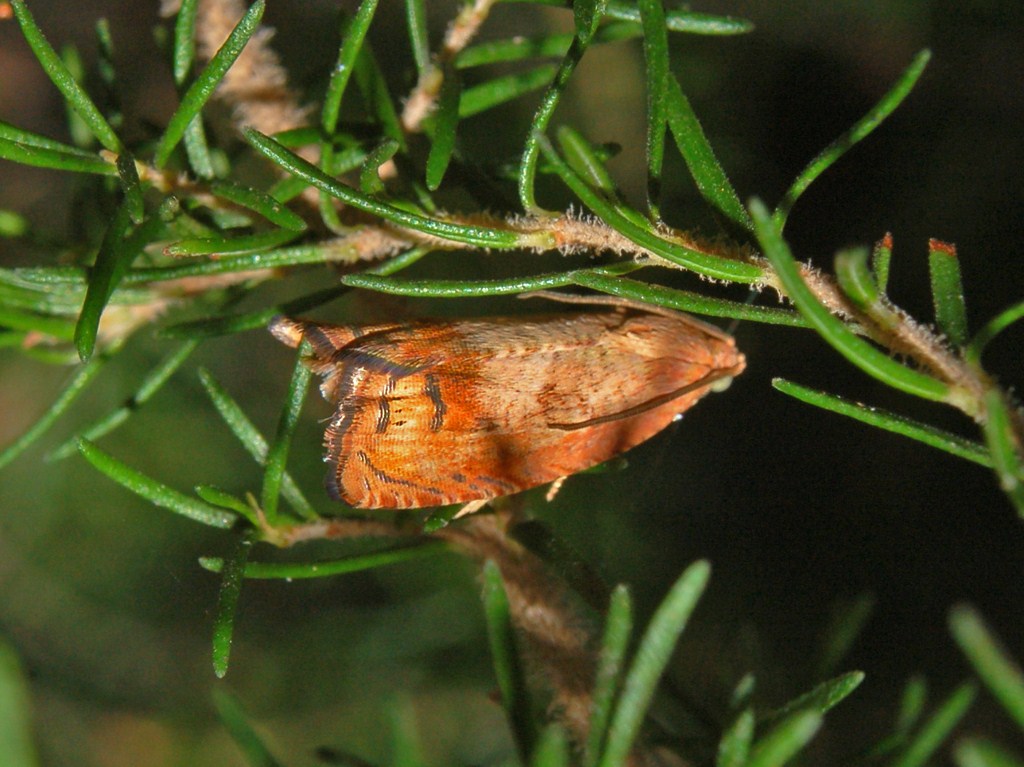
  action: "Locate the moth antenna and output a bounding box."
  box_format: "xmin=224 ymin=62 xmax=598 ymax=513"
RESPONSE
xmin=547 ymin=363 xmax=744 ymax=431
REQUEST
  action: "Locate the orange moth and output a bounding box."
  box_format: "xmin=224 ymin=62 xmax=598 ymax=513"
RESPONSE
xmin=270 ymin=296 xmax=744 ymax=509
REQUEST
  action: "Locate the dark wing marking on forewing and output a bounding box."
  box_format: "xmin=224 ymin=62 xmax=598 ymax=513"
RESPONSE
xmin=424 ymin=372 xmax=447 ymax=431
xmin=355 ymin=450 xmax=444 ymax=497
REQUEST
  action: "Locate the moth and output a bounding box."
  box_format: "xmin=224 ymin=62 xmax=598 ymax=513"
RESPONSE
xmin=270 ymin=297 xmax=744 ymax=509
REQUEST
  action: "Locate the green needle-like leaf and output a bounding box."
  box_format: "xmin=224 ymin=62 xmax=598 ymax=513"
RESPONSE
xmin=199 ymin=542 xmax=446 ymax=579
xmin=950 ymin=605 xmax=1024 ymax=730
xmin=197 ymin=369 xmax=316 ymax=520
xmin=426 ymin=63 xmax=461 ymax=191
xmin=888 ymin=683 xmax=976 ymax=767
xmin=164 ymin=229 xmax=302 ymax=257
xmin=967 ymin=299 xmax=1024 ymax=366
xmin=752 ymin=199 xmax=952 ymax=403
xmin=519 ymin=0 xmax=608 ymax=213
xmin=717 ymin=709 xmax=755 ymax=767
xmin=47 ymin=340 xmax=201 ymax=461
xmin=872 ymin=233 xmax=893 ymax=295
xmin=774 ymin=50 xmax=931 ymax=229
xmin=323 ymin=0 xmax=380 ymax=134
xmin=981 ymin=390 xmax=1024 ymax=513
xmin=483 ymin=560 xmax=536 ymax=761
xmin=928 ymin=240 xmax=969 ymax=346
xmin=9 ymin=0 xmax=122 ymax=152
xmin=598 ymin=561 xmax=710 ymax=767
xmin=540 ymin=135 xmax=762 ymax=281
xmin=0 ymin=352 xmax=112 ymax=471
xmin=172 ymin=0 xmax=200 ymax=85
xmin=460 ymin=65 xmax=558 ymax=118
xmin=260 ymin=341 xmax=313 ymax=524
xmin=664 ymin=77 xmax=751 ymax=231
xmin=212 ymin=532 xmax=253 ymax=679
xmin=405 ymin=0 xmax=429 ymax=74
xmin=213 ymin=688 xmax=286 ymax=767
xmin=954 ymin=739 xmax=1024 ymax=767
xmin=0 ymin=137 xmax=116 ymax=175
xmin=639 ymin=0 xmax=669 ymax=220
xmin=532 ymin=725 xmax=570 ymax=767
xmin=772 ymin=379 xmax=993 ymax=467
xmin=115 ymin=152 xmax=144 ymax=223
xmin=585 ymin=585 xmax=633 ymax=767
xmin=747 ymin=711 xmax=822 ymax=767
xmin=764 ymin=671 xmax=865 ymax=725
xmin=155 ymin=0 xmax=265 ymax=167
xmin=246 ymin=129 xmax=521 ymax=249
xmin=0 ymin=642 xmax=40 ymax=767
xmin=208 ymin=181 xmax=308 ymax=231
xmin=78 ymin=439 xmax=237 ymax=528
xmin=75 ymin=203 xmax=166 ymax=361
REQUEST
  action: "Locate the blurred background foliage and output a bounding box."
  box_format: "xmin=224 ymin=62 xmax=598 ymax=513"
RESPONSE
xmin=0 ymin=1 xmax=1022 ymax=764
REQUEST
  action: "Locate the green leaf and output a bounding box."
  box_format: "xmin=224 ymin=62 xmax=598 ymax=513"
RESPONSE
xmin=967 ymin=300 xmax=1024 ymax=366
xmin=425 ymin=63 xmax=461 ymax=191
xmin=896 ymin=676 xmax=929 ymax=736
xmin=75 ymin=203 xmax=167 ymax=361
xmin=0 ymin=642 xmax=40 ymax=767
xmin=164 ymin=228 xmax=302 ymax=257
xmin=0 ymin=136 xmax=116 ymax=175
xmin=598 ymin=560 xmax=710 ymax=767
xmin=772 ymin=379 xmax=993 ymax=468
xmin=78 ymin=438 xmax=237 ymax=528
xmin=639 ymin=0 xmax=668 ymax=219
xmin=774 ymin=50 xmax=931 ymax=229
xmin=460 ymin=65 xmax=558 ymax=118
xmin=585 ymin=585 xmax=632 ymax=767
xmin=556 ymin=125 xmax=619 ymax=199
xmin=747 ymin=711 xmax=822 ymax=767
xmin=212 ymin=532 xmax=253 ymax=678
xmin=155 ymin=0 xmax=265 ymax=167
xmin=751 ymin=200 xmax=952 ymax=403
xmin=482 ymin=560 xmax=536 ymax=761
xmin=259 ymin=341 xmax=313 ymax=523
xmin=950 ymin=605 xmax=1024 ymax=730
xmin=0 ymin=348 xmax=112 ymax=472
xmin=954 ymin=739 xmax=1024 ymax=767
xmin=172 ymin=0 xmax=200 ymax=85
xmin=519 ymin=0 xmax=608 ymax=213
xmin=539 ymin=135 xmax=763 ymax=282
xmin=199 ymin=542 xmax=446 ymax=579
xmin=115 ymin=151 xmax=144 ymax=223
xmin=359 ymin=138 xmax=401 ymax=196
xmin=213 ymin=688 xmax=286 ymax=767
xmin=888 ymin=682 xmax=976 ymax=767
xmin=928 ymin=240 xmax=969 ymax=346
xmin=980 ymin=391 xmax=1024 ymax=513
xmin=405 ymin=0 xmax=429 ymax=74
xmin=872 ymin=233 xmax=893 ymax=294
xmin=352 ymin=35 xmax=405 ymax=149
xmin=815 ymin=593 xmax=876 ymax=677
xmin=197 ymin=369 xmax=316 ymax=520
xmin=343 ymin=262 xmax=644 ymax=297
xmin=531 ymin=725 xmax=570 ymax=767
xmin=834 ymin=246 xmax=881 ymax=310
xmin=246 ymin=130 xmax=521 ymax=249
xmin=47 ymin=340 xmax=201 ymax=461
xmin=570 ymin=271 xmax=804 ymax=325
xmin=195 ymin=485 xmax=258 ymax=521
xmin=717 ymin=709 xmax=755 ymax=767
xmin=323 ymin=0 xmax=380 ymax=134
xmin=605 ymin=2 xmax=753 ymax=34
xmin=208 ymin=181 xmax=308 ymax=231
xmin=9 ymin=0 xmax=122 ymax=152
xmin=160 ymin=284 xmax=349 ymax=339
xmin=764 ymin=671 xmax=865 ymax=725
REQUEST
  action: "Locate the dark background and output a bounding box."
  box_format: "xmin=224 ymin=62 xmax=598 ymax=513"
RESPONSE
xmin=1 ymin=1 xmax=1022 ymax=764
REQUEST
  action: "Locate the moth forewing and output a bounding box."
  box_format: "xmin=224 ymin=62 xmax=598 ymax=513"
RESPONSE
xmin=270 ymin=306 xmax=744 ymax=509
